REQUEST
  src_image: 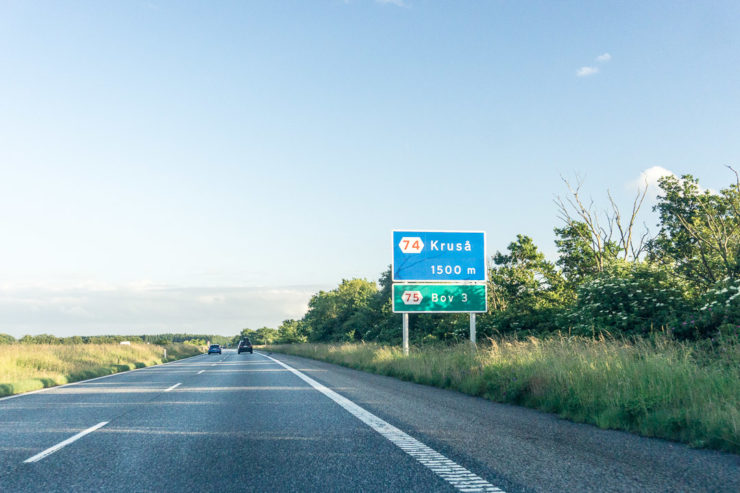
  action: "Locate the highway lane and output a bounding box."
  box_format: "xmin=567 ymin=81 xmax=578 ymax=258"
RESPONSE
xmin=261 ymin=352 xmax=740 ymax=493
xmin=0 ymin=350 xmax=737 ymax=492
xmin=0 ymin=351 xmax=480 ymax=492
xmin=0 ymin=353 xmax=207 ymax=476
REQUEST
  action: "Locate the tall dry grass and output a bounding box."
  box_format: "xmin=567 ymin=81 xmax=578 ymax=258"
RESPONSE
xmin=0 ymin=343 xmax=201 ymax=397
xmin=266 ymin=335 xmax=740 ymax=454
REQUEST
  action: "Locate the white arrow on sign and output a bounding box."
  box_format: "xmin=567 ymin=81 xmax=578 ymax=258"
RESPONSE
xmin=399 ymin=237 xmax=424 ymax=254
xmin=402 ymin=291 xmax=423 ymax=305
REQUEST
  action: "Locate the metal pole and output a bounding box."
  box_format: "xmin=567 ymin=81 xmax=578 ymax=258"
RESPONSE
xmin=402 ymin=313 xmax=409 ymax=356
xmin=470 ymin=313 xmax=476 ymax=345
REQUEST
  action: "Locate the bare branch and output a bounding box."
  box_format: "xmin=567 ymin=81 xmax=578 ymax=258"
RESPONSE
xmin=632 ymin=223 xmax=651 ymax=259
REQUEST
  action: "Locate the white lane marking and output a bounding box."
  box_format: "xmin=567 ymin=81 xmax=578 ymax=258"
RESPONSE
xmin=0 ymin=353 xmax=207 ymax=403
xmin=24 ymin=421 xmax=109 ymax=463
xmin=164 ymin=383 xmax=181 ymax=392
xmin=261 ymin=354 xmax=504 ymax=493
xmin=197 ymin=370 xmax=205 ymax=375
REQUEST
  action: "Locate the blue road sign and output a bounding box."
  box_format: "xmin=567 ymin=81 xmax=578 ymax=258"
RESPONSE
xmin=392 ymin=231 xmax=486 ymax=282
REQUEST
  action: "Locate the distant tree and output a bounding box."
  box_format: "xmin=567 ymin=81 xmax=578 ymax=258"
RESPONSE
xmin=28 ymin=334 xmax=61 ymax=344
xmin=141 ymin=333 xmax=228 ymax=345
xmin=362 ymin=267 xmax=402 ymax=343
xmin=303 ymin=279 xmax=378 ymax=342
xmin=250 ymin=327 xmax=278 ymax=345
xmin=233 ymin=328 xmax=256 ymax=346
xmin=648 ymin=170 xmax=740 ymax=292
xmin=555 ymin=221 xmax=615 ymax=288
xmin=487 ymin=235 xmax=569 ymax=334
xmin=0 ymin=333 xmax=15 ymax=344
xmin=556 ymin=176 xmax=649 ymax=271
xmin=276 ymin=319 xmax=307 ymax=344
xmin=184 ymin=338 xmax=207 ymax=346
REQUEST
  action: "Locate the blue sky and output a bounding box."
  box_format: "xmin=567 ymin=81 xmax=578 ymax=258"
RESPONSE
xmin=1 ymin=1 xmax=739 ymax=336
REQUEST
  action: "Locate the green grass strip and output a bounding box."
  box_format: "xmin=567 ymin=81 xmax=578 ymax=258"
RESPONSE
xmin=0 ymin=342 xmax=202 ymax=397
xmin=266 ymin=336 xmax=740 ymax=454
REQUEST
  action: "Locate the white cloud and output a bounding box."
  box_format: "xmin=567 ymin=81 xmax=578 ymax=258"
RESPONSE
xmin=576 ymin=53 xmax=612 ymax=77
xmin=0 ymin=283 xmax=328 ymax=337
xmin=375 ymin=0 xmax=408 ymax=7
xmin=628 ymin=166 xmax=677 ymax=199
xmin=630 ymin=166 xmax=720 ymax=197
xmin=576 ymin=66 xmax=599 ymax=77
xmin=633 ymin=166 xmax=675 ymax=190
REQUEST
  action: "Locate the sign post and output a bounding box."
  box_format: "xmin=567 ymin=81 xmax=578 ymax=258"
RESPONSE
xmin=402 ymin=313 xmax=409 ymax=356
xmin=392 ymin=230 xmax=487 ymax=353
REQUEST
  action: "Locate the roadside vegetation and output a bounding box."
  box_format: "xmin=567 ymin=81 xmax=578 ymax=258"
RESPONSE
xmin=248 ymin=171 xmax=740 ymax=346
xmin=0 ymin=342 xmax=201 ymax=397
xmin=256 ymin=170 xmax=739 ymax=453
xmin=267 ymin=335 xmax=739 ymax=453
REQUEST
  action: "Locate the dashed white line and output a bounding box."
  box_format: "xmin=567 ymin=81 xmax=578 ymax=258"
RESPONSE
xmin=164 ymin=383 xmax=181 ymax=392
xmin=261 ymin=353 xmax=504 ymax=493
xmin=24 ymin=421 xmax=109 ymax=463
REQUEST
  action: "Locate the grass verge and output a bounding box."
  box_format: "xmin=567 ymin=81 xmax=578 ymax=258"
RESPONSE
xmin=0 ymin=342 xmax=202 ymax=397
xmin=266 ymin=335 xmax=740 ymax=454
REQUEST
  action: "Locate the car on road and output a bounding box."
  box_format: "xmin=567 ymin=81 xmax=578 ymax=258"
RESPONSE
xmin=208 ymin=344 xmax=221 ymax=355
xmin=238 ymin=338 xmax=253 ymax=354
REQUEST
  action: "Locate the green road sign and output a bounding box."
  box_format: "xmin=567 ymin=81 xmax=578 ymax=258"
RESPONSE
xmin=392 ymin=283 xmax=487 ymax=313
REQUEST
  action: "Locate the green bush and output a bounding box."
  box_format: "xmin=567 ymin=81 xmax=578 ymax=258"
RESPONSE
xmin=671 ymin=278 xmax=740 ymax=339
xmin=566 ymin=263 xmax=689 ymax=337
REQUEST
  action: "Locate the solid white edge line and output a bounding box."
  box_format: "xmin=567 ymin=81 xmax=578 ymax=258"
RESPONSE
xmin=164 ymin=383 xmax=182 ymax=392
xmin=259 ymin=352 xmax=504 ymax=493
xmin=0 ymin=353 xmax=208 ymax=403
xmin=24 ymin=421 xmax=109 ymax=463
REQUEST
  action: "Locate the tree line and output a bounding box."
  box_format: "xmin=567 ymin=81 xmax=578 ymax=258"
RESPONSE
xmin=4 ymin=171 xmax=736 ymax=347
xmin=263 ymin=171 xmax=740 ymax=344
xmin=0 ymin=333 xmax=233 ymax=346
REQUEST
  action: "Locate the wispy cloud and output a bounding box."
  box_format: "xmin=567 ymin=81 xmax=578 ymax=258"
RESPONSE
xmin=576 ymin=53 xmax=612 ymax=77
xmin=375 ymin=0 xmax=408 ymax=7
xmin=576 ymin=66 xmax=599 ymax=77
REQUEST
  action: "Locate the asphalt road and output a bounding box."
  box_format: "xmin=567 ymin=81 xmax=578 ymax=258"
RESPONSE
xmin=0 ymin=350 xmax=737 ymax=492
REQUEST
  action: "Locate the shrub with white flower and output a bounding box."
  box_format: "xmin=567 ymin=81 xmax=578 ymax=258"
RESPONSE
xmin=567 ymin=262 xmax=689 ymax=337
xmin=683 ymin=278 xmax=740 ymax=338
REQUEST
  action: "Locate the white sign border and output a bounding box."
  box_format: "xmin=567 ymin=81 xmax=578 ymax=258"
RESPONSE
xmin=391 ymin=282 xmax=488 ymax=314
xmin=391 ymin=230 xmax=488 ymax=283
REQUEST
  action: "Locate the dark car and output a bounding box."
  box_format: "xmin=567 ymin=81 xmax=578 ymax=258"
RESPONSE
xmin=238 ymin=338 xmax=253 ymax=354
xmin=208 ymin=344 xmax=221 ymax=354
